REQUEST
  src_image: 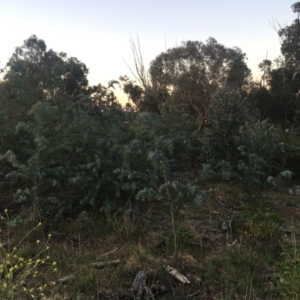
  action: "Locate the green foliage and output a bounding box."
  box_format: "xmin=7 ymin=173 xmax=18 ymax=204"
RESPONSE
xmin=0 ymin=37 xmax=141 ymax=219
xmin=276 ymin=127 xmax=300 ymax=175
xmin=2 ymin=16 xmax=300 ymax=298
xmin=204 ymin=247 xmax=273 ymax=299
xmin=279 ymin=2 xmax=300 ymax=67
xmin=158 ymin=228 xmax=194 ymax=254
xmin=0 ymin=37 xmax=201 ymax=220
xmin=149 ymin=38 xmax=250 ymax=130
xmin=135 ymin=149 xmax=202 ymax=262
xmin=1 ymin=31 xmax=300 ymax=226
xmin=0 ymin=92 xmax=128 ymax=219
xmin=237 ymin=206 xmax=283 ymax=242
xmin=200 ymin=89 xmax=298 ymax=187
xmin=0 ymin=212 xmax=57 ymax=299
xmin=237 ymin=121 xmax=298 ymax=187
xmin=274 ymin=257 xmax=300 ymax=299
xmin=114 ymin=105 xmax=200 ymax=205
xmin=135 ymin=150 xmax=202 ymax=207
xmin=254 ymin=3 xmax=300 ymax=132
xmin=201 ymin=89 xmax=254 ymax=162
xmin=273 ymin=216 xmax=300 ymax=299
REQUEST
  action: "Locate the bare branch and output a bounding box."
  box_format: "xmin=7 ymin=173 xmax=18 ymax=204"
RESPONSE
xmin=124 ymin=35 xmax=151 ymax=92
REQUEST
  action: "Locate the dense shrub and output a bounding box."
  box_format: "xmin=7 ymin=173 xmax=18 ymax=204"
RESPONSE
xmin=1 ymin=36 xmax=300 ymax=223
xmin=0 ymin=92 xmax=129 ymax=219
xmin=199 ymin=89 xmax=299 ymax=187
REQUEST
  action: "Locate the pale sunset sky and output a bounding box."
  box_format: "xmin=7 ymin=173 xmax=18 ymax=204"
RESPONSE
xmin=0 ymin=0 xmax=297 ymax=103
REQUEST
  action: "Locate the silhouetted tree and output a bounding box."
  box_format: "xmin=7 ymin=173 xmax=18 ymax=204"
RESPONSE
xmin=255 ymin=3 xmax=300 ymax=131
xmin=149 ymin=38 xmax=251 ymax=130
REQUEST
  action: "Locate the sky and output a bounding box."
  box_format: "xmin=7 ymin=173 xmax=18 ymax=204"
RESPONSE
xmin=0 ymin=0 xmax=297 ymax=103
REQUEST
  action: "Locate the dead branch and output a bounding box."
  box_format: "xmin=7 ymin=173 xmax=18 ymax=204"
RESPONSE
xmin=92 ymin=259 xmax=120 ymax=268
xmin=164 ymin=265 xmax=191 ymax=284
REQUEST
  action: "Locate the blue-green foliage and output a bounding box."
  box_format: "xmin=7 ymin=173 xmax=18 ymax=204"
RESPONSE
xmin=115 ymin=106 xmax=201 ymax=208
xmin=135 ymin=150 xmax=203 ymax=215
xmin=1 ymin=36 xmax=300 ymax=222
xmin=0 ymin=80 xmax=200 ymax=219
xmin=200 ymin=89 xmax=299 ymax=187
xmin=0 ymin=91 xmax=128 ymax=218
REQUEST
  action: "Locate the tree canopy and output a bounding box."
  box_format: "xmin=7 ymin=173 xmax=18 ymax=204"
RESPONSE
xmin=0 ymin=5 xmax=300 ymax=221
xmin=125 ymin=38 xmax=251 ymax=130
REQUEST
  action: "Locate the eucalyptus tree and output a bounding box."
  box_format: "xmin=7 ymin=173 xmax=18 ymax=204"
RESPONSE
xmin=254 ymin=2 xmax=300 ymax=131
xmin=278 ymin=2 xmax=300 ymax=68
xmin=0 ymin=35 xmax=90 ymax=157
xmin=4 ymin=35 xmax=88 ymax=98
xmin=0 ymin=36 xmax=129 ymax=218
xmin=149 ymin=38 xmax=251 ymax=130
xmin=276 ymin=2 xmax=300 ymax=131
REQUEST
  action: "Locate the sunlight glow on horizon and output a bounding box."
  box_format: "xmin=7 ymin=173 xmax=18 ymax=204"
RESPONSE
xmin=0 ymin=0 xmax=296 ymax=104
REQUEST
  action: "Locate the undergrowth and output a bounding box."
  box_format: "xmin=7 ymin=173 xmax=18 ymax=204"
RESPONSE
xmin=0 ymin=186 xmax=298 ymax=299
xmin=0 ymin=210 xmax=56 ymax=299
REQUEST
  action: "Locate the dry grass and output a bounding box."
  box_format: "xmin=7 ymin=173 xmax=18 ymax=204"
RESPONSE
xmin=1 ymin=184 xmax=300 ymax=299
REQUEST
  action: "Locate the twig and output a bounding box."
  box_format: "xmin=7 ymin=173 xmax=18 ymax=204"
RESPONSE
xmin=57 ymin=275 xmax=75 ymax=284
xmin=94 ymin=247 xmax=119 ymax=260
xmin=92 ymin=259 xmax=120 ymax=268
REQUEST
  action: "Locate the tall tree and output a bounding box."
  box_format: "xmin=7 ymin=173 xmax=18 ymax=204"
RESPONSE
xmin=278 ymin=2 xmax=300 ymax=68
xmin=0 ymin=35 xmax=90 ymax=157
xmin=149 ymin=38 xmax=250 ymax=130
xmin=2 ymin=35 xmax=89 ymax=105
xmin=255 ymin=3 xmax=300 ymax=131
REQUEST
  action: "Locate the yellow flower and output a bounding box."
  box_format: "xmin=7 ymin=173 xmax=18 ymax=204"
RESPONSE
xmin=36 ymin=240 xmax=40 ymax=244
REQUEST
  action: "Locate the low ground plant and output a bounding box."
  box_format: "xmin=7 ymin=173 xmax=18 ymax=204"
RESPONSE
xmin=273 ymin=224 xmax=300 ymax=299
xmin=0 ymin=210 xmax=57 ymax=299
xmin=237 ymin=205 xmax=283 ymax=242
xmin=274 ymin=256 xmax=300 ymax=299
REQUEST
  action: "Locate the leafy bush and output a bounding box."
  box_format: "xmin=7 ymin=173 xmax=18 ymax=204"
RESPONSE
xmin=1 ymin=35 xmax=299 ymax=226
xmin=201 ymin=89 xmax=254 ymax=163
xmin=0 ymin=92 xmax=129 ymax=219
xmin=276 ymin=127 xmax=300 ymax=176
xmin=136 ymin=150 xmax=203 ymax=261
xmin=199 ymin=89 xmax=298 ymax=188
